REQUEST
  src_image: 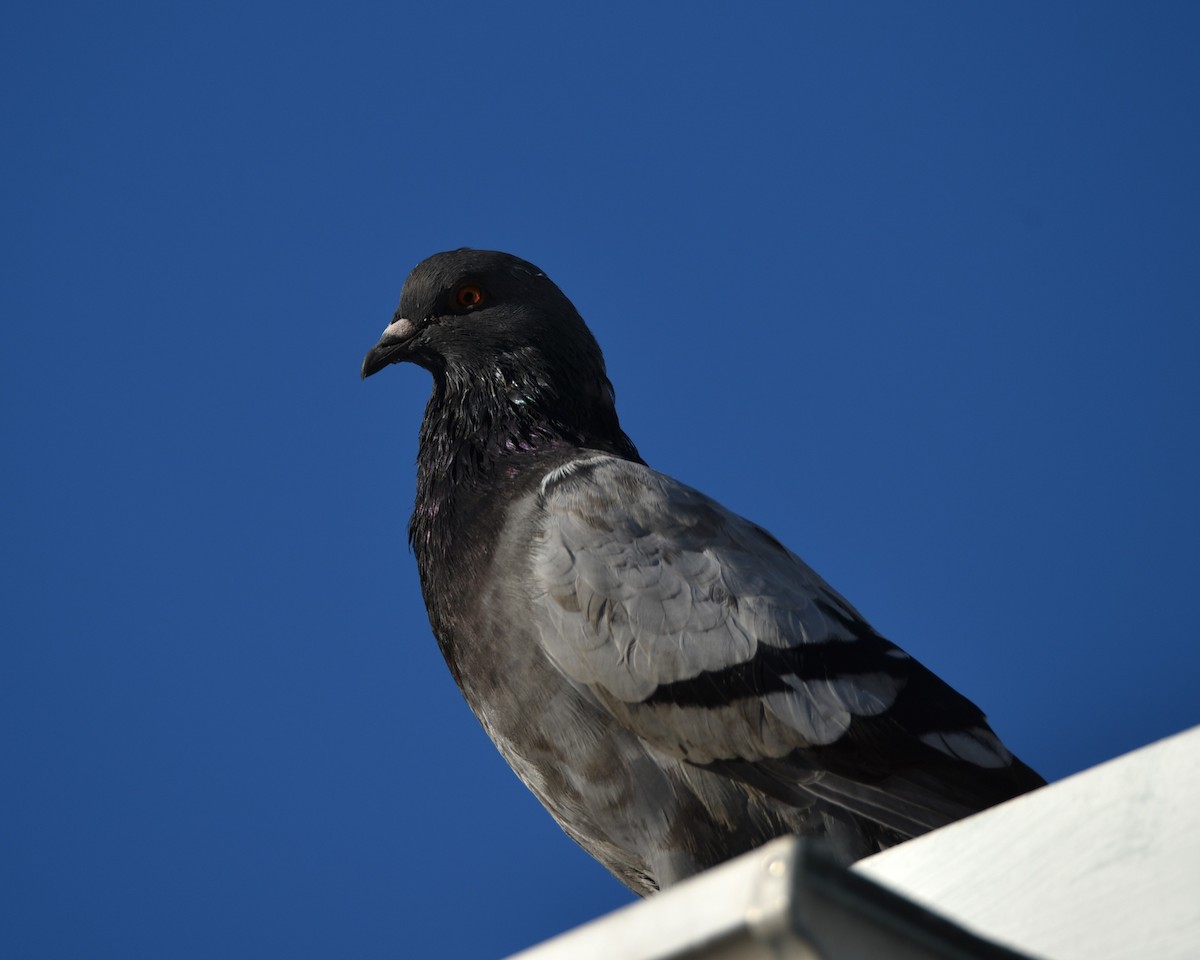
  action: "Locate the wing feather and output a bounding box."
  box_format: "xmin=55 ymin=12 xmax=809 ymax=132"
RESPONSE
xmin=529 ymin=454 xmax=1043 ymax=839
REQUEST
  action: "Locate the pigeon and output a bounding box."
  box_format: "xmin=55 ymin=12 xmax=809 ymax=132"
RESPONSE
xmin=361 ymin=248 xmax=1045 ymax=896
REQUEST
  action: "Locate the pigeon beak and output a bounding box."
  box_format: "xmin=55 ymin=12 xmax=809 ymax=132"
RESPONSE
xmin=361 ymin=317 xmax=419 ymax=379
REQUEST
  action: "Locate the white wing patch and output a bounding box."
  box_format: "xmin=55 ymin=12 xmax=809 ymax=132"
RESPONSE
xmin=539 ymin=454 xmax=616 ymax=497
xmin=764 ymin=673 xmax=902 ymax=745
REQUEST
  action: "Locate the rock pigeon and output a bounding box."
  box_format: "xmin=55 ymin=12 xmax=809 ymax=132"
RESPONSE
xmin=361 ymin=248 xmax=1045 ymax=896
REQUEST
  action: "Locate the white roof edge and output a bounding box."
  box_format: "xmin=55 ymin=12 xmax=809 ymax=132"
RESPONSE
xmin=505 ymin=725 xmax=1199 ymax=959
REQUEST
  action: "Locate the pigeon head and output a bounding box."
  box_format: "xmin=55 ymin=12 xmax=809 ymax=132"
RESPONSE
xmin=363 ymin=248 xmax=597 ymax=383
xmin=362 ymin=248 xmax=640 ymax=471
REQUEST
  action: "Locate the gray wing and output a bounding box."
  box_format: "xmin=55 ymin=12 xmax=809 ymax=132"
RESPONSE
xmin=529 ymin=455 xmax=1043 ymax=840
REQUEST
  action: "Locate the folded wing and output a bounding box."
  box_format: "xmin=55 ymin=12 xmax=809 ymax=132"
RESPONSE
xmin=530 ymin=455 xmax=1043 ymax=842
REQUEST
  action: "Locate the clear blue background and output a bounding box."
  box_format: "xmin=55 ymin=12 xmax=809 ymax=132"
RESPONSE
xmin=3 ymin=3 xmax=1198 ymax=957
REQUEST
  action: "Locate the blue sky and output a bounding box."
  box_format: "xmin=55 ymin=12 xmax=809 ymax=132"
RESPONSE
xmin=3 ymin=3 xmax=1198 ymax=957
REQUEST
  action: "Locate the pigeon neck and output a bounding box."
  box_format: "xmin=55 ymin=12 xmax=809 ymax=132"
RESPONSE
xmin=407 ymin=362 xmax=639 ymax=565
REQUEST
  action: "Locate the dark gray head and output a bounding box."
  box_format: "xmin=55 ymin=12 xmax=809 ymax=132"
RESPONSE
xmin=363 ymin=249 xmax=593 ymax=379
xmin=362 ymin=248 xmax=638 ymax=461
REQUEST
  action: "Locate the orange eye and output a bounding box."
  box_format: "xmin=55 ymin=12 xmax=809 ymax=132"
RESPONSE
xmin=454 ymin=283 xmax=486 ymax=310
